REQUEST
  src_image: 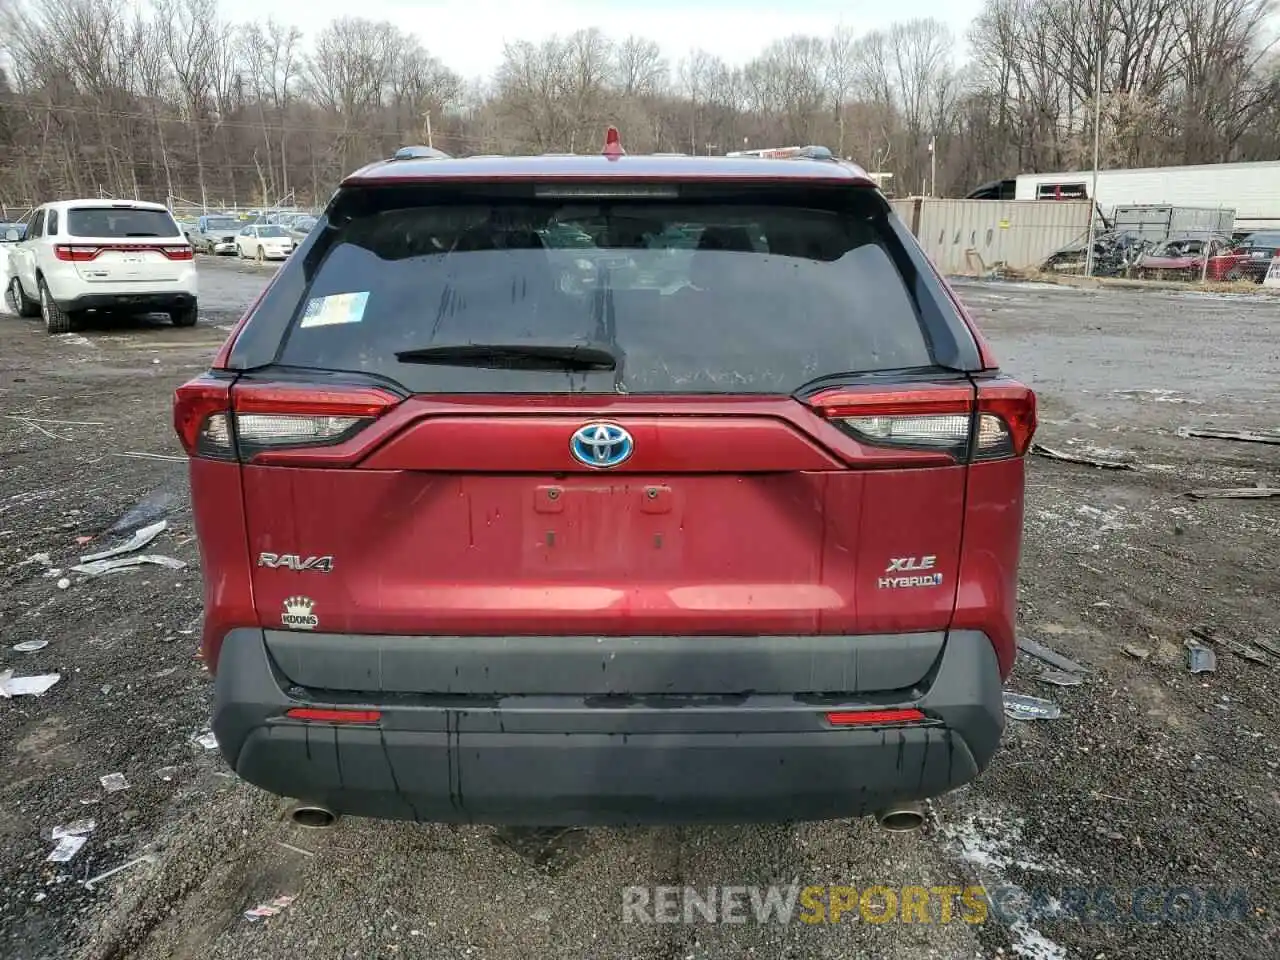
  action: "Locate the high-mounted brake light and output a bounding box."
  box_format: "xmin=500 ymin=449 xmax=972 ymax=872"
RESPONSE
xmin=172 ymin=380 xmax=401 ymax=462
xmin=602 ymin=125 xmax=625 ymax=160
xmin=809 ymin=381 xmax=1035 ymax=463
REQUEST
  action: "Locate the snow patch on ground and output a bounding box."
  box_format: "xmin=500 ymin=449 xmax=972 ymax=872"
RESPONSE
xmin=945 ymin=806 xmax=1072 ymax=960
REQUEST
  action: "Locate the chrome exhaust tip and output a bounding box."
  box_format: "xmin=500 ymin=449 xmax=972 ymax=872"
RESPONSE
xmin=875 ymin=802 xmax=925 ymax=832
xmin=288 ymin=802 xmax=339 ymax=829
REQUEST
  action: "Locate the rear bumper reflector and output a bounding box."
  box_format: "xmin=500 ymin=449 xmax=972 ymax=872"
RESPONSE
xmin=824 ymin=708 xmax=925 ymax=726
xmin=284 ymin=707 xmax=382 ymax=724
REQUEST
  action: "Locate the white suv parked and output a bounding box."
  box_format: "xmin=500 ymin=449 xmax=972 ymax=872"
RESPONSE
xmin=2 ymin=199 xmax=198 ymax=333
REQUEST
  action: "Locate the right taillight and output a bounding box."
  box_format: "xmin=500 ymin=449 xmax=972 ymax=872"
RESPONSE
xmin=173 ymin=379 xmax=401 ymax=462
xmin=974 ymin=380 xmax=1037 ymax=459
xmin=808 ymin=379 xmax=1035 ymax=463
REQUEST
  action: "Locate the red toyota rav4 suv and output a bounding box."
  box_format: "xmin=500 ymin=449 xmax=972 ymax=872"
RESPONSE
xmin=175 ymin=133 xmax=1035 ymax=827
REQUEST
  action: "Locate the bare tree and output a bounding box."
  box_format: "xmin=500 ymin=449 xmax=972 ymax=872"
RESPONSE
xmin=2 ymin=0 xmax=1278 ymax=208
xmin=614 ymin=35 xmax=667 ymax=97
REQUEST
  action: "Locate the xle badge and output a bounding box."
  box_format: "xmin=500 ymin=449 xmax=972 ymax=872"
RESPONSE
xmin=879 ymin=556 xmax=943 ymax=589
xmin=282 ymin=596 xmax=319 ymax=630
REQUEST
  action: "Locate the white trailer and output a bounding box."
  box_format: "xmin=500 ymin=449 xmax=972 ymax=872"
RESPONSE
xmin=1014 ymin=161 xmax=1280 ymax=231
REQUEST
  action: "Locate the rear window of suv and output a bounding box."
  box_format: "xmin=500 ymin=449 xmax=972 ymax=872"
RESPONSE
xmin=68 ymin=207 xmax=181 ymax=239
xmin=276 ymin=195 xmax=937 ymax=394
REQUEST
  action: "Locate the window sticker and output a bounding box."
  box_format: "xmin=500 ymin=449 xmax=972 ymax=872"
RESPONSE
xmin=299 ymin=291 xmax=369 ymax=328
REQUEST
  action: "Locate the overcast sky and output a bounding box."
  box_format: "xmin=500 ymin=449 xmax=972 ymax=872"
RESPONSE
xmin=216 ymin=0 xmax=986 ymax=79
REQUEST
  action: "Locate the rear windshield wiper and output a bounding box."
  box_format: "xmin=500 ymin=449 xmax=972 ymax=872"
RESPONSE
xmin=394 ymin=341 xmax=618 ymax=371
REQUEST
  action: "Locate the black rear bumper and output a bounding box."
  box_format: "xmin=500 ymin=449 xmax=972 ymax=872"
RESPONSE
xmin=56 ymin=292 xmax=195 ymax=312
xmin=212 ymin=629 xmax=1005 ymax=825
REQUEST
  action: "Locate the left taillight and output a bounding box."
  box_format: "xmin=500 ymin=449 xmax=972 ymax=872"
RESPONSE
xmin=174 ymin=376 xmax=234 ymax=459
xmin=173 ymin=378 xmax=400 ymax=462
xmin=54 ymin=245 xmax=101 ymax=262
xmin=808 ymin=379 xmax=1036 ymax=463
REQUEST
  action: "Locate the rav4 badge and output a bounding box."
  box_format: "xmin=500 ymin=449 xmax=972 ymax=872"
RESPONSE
xmin=258 ymin=553 xmax=333 ymax=572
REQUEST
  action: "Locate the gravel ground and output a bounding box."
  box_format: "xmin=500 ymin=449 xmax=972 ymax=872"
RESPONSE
xmin=1 ymin=261 xmax=1277 ymax=960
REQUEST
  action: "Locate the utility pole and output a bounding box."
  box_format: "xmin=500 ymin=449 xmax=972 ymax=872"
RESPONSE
xmin=1085 ymin=1 xmax=1105 ymax=278
xmin=928 ymin=136 xmax=937 ymax=197
xmin=423 ymin=110 xmax=434 ymax=148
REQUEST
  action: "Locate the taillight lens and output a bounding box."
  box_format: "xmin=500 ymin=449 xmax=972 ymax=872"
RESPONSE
xmin=172 ymin=379 xmax=400 ymax=462
xmin=809 ymin=380 xmax=1035 ymax=462
xmin=54 ymin=245 xmax=101 ymax=262
xmin=173 ymin=377 xmax=234 ymax=459
xmin=976 ymin=381 xmax=1037 ymax=459
xmin=55 ymin=244 xmax=192 ymax=261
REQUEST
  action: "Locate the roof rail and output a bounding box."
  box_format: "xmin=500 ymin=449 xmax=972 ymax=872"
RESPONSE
xmin=391 ymin=145 xmax=452 ymax=161
xmin=725 ymin=145 xmax=836 ymax=161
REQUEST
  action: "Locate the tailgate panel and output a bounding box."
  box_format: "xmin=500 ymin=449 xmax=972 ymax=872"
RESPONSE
xmin=75 ymin=248 xmax=181 ymax=283
xmin=241 ymin=464 xmax=965 ymax=637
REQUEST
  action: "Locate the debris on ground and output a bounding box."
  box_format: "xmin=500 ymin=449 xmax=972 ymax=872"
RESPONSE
xmin=244 ymin=894 xmax=297 ymax=922
xmin=1255 ymin=638 xmax=1280 ymax=659
xmin=6 ymin=417 xmax=74 ymax=441
xmin=107 ymin=491 xmax=178 ymax=535
xmin=71 ymin=554 xmax=187 ymax=577
xmin=0 ymin=671 xmax=62 ymax=698
xmin=1016 ymin=637 xmax=1088 ymax=674
xmin=275 ymin=841 xmax=315 ymax=858
xmin=156 ymin=766 xmax=178 ymax=781
xmin=192 ymin=731 xmax=218 ymax=750
xmin=47 ymin=836 xmax=88 ymax=862
xmin=1188 ymin=626 xmax=1277 ymax=668
xmin=11 ymin=640 xmax=49 ymax=653
xmin=1185 ymin=641 xmax=1217 ymax=674
xmin=113 ymin=451 xmax=188 ymax=463
xmin=1177 ymin=426 xmax=1280 ymax=445
xmin=81 ymin=520 xmax=167 ymax=563
xmin=84 ymin=854 xmax=157 ymax=890
xmin=1031 ymin=443 xmax=1132 ymax=469
xmin=99 ymin=773 xmax=129 ymax=793
xmin=50 ymin=820 xmax=96 ymax=840
xmin=56 ymin=577 xmax=71 ymax=590
xmin=1123 ymin=645 xmax=1152 ymax=660
xmin=1003 ymin=692 xmax=1063 ymax=721
xmin=1036 ymin=669 xmax=1085 ymax=687
xmin=1228 ymin=646 xmax=1272 ymax=666
xmin=1186 ymin=487 xmax=1280 ymax=499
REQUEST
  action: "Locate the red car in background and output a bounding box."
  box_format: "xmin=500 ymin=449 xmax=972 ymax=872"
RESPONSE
xmin=1137 ymin=234 xmax=1278 ymax=282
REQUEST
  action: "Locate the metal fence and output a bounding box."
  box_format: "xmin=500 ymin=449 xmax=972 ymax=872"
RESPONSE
xmin=892 ymin=198 xmax=1093 ymax=275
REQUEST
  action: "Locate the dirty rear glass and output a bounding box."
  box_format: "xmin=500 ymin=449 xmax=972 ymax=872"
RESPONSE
xmin=277 ymin=200 xmax=934 ymax=393
xmin=68 ymin=208 xmax=181 ymax=239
